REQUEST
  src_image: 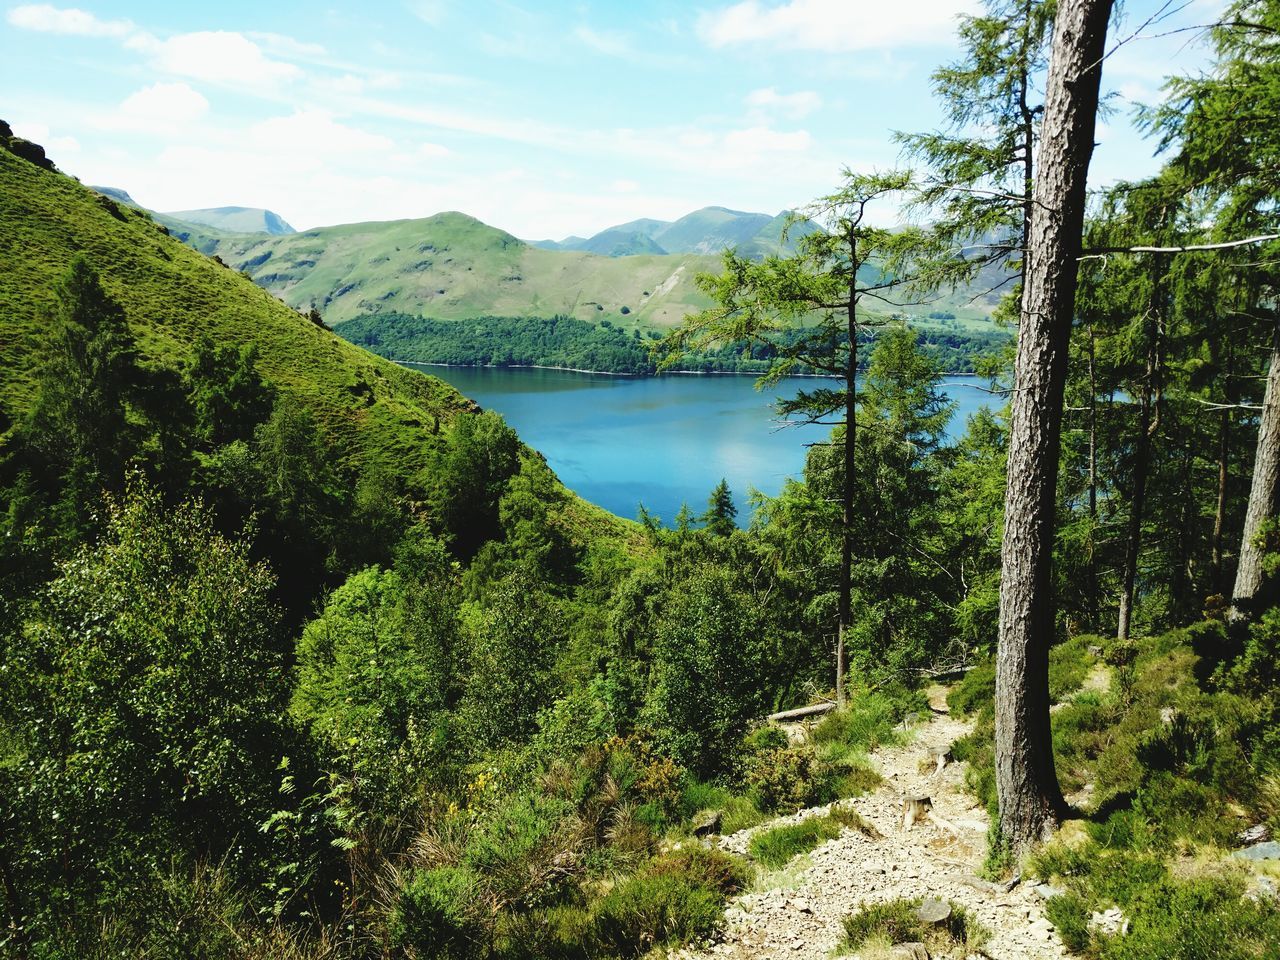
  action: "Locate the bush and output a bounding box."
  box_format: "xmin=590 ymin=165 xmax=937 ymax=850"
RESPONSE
xmin=589 ymin=847 xmax=747 ymax=957
xmin=744 ymin=745 xmax=825 ymax=813
xmin=842 ymin=898 xmax=988 ymax=954
xmin=1045 ymin=893 xmax=1092 ymax=953
xmin=947 ymin=661 xmax=996 ymax=719
xmin=391 ymin=866 xmax=486 ymax=960
xmin=747 ymin=808 xmax=873 ymax=868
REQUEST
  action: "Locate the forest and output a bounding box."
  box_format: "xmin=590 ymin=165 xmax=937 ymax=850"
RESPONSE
xmin=3 ymin=0 xmax=1280 ymax=958
xmin=337 ymin=311 xmax=1008 ymax=377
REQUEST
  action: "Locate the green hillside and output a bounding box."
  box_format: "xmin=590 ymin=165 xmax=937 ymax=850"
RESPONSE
xmin=194 ymin=212 xmax=720 ymax=327
xmin=0 ymin=139 xmax=630 ymax=545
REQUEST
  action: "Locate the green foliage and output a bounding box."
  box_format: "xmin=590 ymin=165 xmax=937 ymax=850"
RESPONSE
xmin=458 ymin=574 xmax=563 ymax=751
xmin=1045 ymin=893 xmax=1092 ymax=954
xmin=747 ymin=807 xmax=874 ymax=868
xmin=0 ymin=482 xmax=310 ymax=941
xmin=184 ymin=334 xmax=276 ymax=447
xmin=589 ymin=847 xmax=747 ymax=957
xmin=703 ymin=478 xmax=737 ymax=536
xmin=645 ymin=565 xmax=780 ymax=777
xmin=425 ymin=410 xmax=522 ymax=559
xmin=390 ymin=866 xmax=486 ymax=960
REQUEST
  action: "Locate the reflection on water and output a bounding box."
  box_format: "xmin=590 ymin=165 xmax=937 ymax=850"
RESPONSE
xmin=402 ymin=365 xmax=997 ymax=523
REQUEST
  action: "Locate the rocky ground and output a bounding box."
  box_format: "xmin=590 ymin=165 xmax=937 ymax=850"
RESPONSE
xmin=675 ymin=687 xmax=1069 ymax=960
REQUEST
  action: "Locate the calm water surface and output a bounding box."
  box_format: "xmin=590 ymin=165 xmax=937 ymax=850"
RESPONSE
xmin=406 ymin=365 xmax=996 ymax=523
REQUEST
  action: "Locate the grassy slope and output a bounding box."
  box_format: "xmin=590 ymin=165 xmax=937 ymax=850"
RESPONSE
xmin=197 ymin=212 xmax=721 ymax=328
xmin=0 ymin=148 xmax=634 ymax=542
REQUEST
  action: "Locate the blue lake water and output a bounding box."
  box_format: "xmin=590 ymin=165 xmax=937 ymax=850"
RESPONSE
xmin=405 ymin=364 xmax=997 ymax=523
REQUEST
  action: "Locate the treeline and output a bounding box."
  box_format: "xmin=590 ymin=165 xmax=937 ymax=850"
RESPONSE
xmin=338 ymin=311 xmax=1008 ymax=376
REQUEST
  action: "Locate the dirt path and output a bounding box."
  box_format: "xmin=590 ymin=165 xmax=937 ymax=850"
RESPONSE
xmin=678 ymin=686 xmax=1068 ymax=960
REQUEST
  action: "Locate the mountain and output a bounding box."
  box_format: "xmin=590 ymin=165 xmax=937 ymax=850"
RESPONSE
xmin=90 ymin=185 xmax=142 ymax=208
xmin=536 ymin=207 xmax=823 ymax=260
xmin=190 ymin=212 xmax=719 ymax=327
xmin=163 ymin=204 xmax=296 ymax=235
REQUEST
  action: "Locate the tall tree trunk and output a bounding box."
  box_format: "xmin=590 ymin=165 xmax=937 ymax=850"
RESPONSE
xmin=1212 ymin=405 xmax=1231 ymax=591
xmin=1231 ymin=314 xmax=1280 ymax=619
xmin=1087 ymin=320 xmax=1100 ymax=631
xmin=996 ymin=0 xmax=1112 ymax=858
xmin=1117 ymin=381 xmax=1154 ymax=640
xmin=836 ymin=242 xmax=859 ymax=708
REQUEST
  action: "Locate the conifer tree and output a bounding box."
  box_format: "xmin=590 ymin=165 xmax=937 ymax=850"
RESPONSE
xmin=703 ymin=479 xmax=737 ymax=537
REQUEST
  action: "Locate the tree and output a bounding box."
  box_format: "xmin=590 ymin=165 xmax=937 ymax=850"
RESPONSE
xmin=183 ymin=334 xmax=276 ymax=448
xmin=660 ymin=170 xmax=938 ymax=707
xmin=424 ymin=411 xmax=522 ymax=560
xmin=26 ymin=256 xmax=140 ymax=502
xmin=898 ymin=0 xmax=1055 ymax=299
xmin=703 ymin=479 xmax=737 ymax=536
xmin=0 ymin=483 xmax=298 ymax=935
xmin=995 ymin=0 xmax=1113 ymax=857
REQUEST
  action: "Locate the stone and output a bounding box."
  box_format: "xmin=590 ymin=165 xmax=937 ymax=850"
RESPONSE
xmin=916 ymin=898 xmax=952 ymax=924
xmin=1239 ymin=823 xmax=1271 ymax=845
xmin=891 ymin=943 xmax=930 ymax=960
xmin=692 ymin=808 xmax=723 ymax=837
xmin=1233 ymin=841 xmax=1280 ymax=861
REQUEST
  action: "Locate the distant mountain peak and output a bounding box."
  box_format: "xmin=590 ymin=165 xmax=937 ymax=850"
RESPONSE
xmin=163 ymin=205 xmax=296 ymax=236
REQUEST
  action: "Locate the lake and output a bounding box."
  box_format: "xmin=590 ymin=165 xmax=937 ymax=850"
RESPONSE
xmin=405 ymin=365 xmax=998 ymax=523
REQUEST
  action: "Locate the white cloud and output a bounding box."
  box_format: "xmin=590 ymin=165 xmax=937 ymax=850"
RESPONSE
xmin=125 ymin=30 xmax=302 ymax=88
xmin=250 ymin=110 xmax=394 ymax=156
xmin=246 ymin=31 xmax=327 ymax=60
xmin=699 ymin=0 xmax=976 ymax=52
xmin=9 ymin=120 xmax=79 ymax=154
xmin=419 ymin=141 xmax=451 ymax=157
xmin=116 ymin=82 xmax=209 ymax=129
xmin=611 ymin=179 xmax=640 ymax=193
xmin=746 ymin=86 xmax=821 ymax=118
xmin=6 ymin=3 xmax=132 ymax=37
xmin=408 ymin=0 xmax=448 ymax=25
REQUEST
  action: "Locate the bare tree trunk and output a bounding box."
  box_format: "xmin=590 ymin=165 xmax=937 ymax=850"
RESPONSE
xmin=996 ymin=0 xmax=1112 ymax=859
xmin=1212 ymin=405 xmax=1231 ymax=590
xmin=1087 ymin=321 xmax=1100 ymax=630
xmin=1231 ymin=314 xmax=1280 ymax=619
xmin=1117 ymin=386 xmax=1152 ymax=641
xmin=836 ymin=243 xmax=859 ymax=708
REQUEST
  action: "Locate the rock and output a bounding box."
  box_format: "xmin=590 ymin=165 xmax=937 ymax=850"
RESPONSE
xmin=1089 ymin=907 xmax=1127 ymax=936
xmin=692 ymin=808 xmax=723 ymax=837
xmin=1240 ymin=823 xmax=1271 ymax=845
xmin=7 ymin=137 xmax=55 ymax=170
xmin=1029 ymin=882 xmax=1066 ymax=901
xmin=892 ymin=943 xmax=930 ymax=960
xmin=1233 ymin=841 xmax=1280 ymax=861
xmin=916 ymin=898 xmax=952 ymax=924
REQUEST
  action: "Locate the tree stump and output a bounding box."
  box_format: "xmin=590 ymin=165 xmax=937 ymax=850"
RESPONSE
xmin=928 ymin=744 xmax=951 ymax=777
xmin=691 ymin=809 xmax=722 ymax=837
xmin=916 ymin=897 xmax=952 ymax=925
xmin=902 ymin=794 xmax=932 ymax=830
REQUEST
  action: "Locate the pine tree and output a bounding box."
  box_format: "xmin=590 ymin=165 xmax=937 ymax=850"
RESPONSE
xmin=703 ymin=479 xmax=737 ymax=537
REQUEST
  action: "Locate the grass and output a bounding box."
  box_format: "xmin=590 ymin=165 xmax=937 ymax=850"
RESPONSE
xmin=747 ymin=807 xmax=878 ymax=868
xmin=951 ymin=621 xmax=1280 ymax=957
xmin=841 ymin=898 xmax=990 ymax=956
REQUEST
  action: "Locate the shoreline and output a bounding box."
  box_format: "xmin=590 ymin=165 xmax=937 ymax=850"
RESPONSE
xmin=393 ymin=360 xmax=984 ymax=380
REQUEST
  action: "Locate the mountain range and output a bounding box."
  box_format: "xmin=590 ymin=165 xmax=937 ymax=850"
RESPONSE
xmin=532 ymin=206 xmax=822 ymax=259
xmin=85 ymin=189 xmax=1006 ymax=331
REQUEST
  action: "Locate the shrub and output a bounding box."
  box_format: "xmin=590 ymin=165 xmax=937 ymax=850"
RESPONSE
xmin=947 ymin=661 xmax=996 ymax=719
xmin=589 ymin=847 xmax=746 ymax=957
xmin=746 ymin=809 xmax=873 ymax=868
xmin=1045 ymin=893 xmax=1092 ymax=954
xmin=842 ymin=898 xmax=989 ymax=954
xmin=390 ymin=866 xmax=486 ymax=960
xmin=744 ymin=745 xmax=824 ymax=813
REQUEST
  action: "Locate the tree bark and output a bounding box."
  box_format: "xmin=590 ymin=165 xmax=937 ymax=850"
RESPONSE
xmin=1087 ymin=320 xmax=1100 ymax=631
xmin=1230 ymin=314 xmax=1280 ymax=619
xmin=996 ymin=0 xmax=1113 ymax=858
xmin=837 ymin=240 xmax=859 ymax=708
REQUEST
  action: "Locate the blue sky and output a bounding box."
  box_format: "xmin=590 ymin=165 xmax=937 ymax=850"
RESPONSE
xmin=2 ymin=0 xmax=1224 ymax=238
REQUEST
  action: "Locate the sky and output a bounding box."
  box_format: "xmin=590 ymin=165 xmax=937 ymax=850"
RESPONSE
xmin=1 ymin=0 xmax=1227 ymax=239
